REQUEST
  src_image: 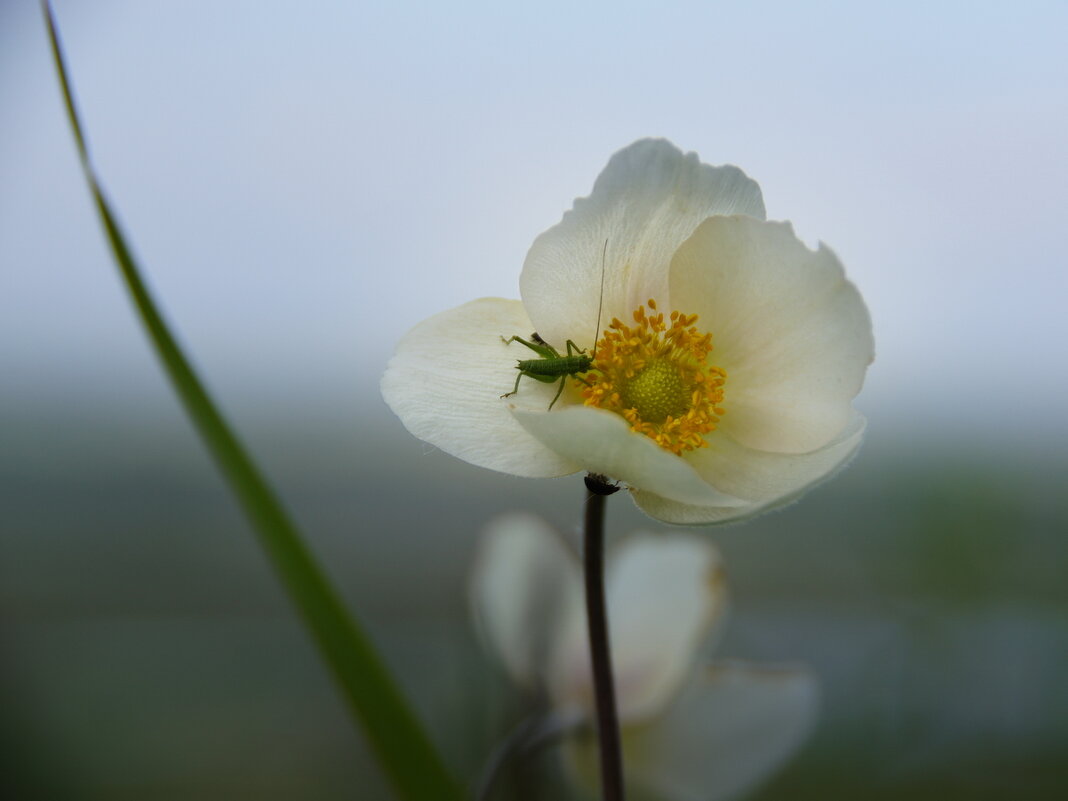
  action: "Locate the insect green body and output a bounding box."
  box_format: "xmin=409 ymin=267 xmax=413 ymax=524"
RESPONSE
xmin=500 ymin=334 xmax=592 ymax=410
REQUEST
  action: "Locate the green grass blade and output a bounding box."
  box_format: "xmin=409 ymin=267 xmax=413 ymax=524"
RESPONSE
xmin=41 ymin=4 xmax=465 ymax=800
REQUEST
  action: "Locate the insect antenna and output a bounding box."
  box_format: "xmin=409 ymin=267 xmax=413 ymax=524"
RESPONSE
xmin=592 ymin=238 xmax=608 ymax=358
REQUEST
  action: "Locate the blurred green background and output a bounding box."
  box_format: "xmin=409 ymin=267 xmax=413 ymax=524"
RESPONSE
xmin=3 ymin=1 xmax=1067 ymax=798
xmin=3 ymin=398 xmax=1066 ymax=799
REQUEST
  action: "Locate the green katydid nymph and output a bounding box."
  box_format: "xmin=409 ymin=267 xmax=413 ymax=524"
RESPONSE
xmin=500 ymin=241 xmax=608 ymax=410
xmin=499 ymin=332 xmax=594 ymax=409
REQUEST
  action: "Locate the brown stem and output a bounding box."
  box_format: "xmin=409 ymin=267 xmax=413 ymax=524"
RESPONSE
xmin=583 ymin=474 xmax=624 ymax=801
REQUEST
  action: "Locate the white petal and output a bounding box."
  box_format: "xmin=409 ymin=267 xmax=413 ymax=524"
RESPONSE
xmin=542 ymin=596 xmax=593 ymax=719
xmin=542 ymin=535 xmax=727 ymax=724
xmin=624 ymin=662 xmax=818 ymax=801
xmin=689 ymin=412 xmax=867 ymax=504
xmin=469 ymin=514 xmax=582 ymax=691
xmin=670 ymin=216 xmax=874 ymax=454
xmin=631 ymin=415 xmax=863 ymax=525
xmin=631 ymin=491 xmax=761 ymax=526
xmin=381 ymin=298 xmax=580 ymax=477
xmin=605 ymin=536 xmax=727 ymax=724
xmin=508 ymin=404 xmax=747 ymax=507
xmin=520 ymin=139 xmax=766 ymax=350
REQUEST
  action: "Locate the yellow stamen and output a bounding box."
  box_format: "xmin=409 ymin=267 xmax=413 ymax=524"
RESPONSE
xmin=577 ymin=299 xmax=725 ymax=455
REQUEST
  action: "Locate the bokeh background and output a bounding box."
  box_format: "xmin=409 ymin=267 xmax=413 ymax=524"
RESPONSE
xmin=3 ymin=1 xmax=1066 ymax=799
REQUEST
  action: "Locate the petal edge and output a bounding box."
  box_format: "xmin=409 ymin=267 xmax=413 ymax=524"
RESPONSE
xmin=381 ymin=298 xmax=581 ymax=477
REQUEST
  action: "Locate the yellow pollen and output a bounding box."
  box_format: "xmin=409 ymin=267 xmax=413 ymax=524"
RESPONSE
xmin=577 ymin=299 xmax=726 ymax=455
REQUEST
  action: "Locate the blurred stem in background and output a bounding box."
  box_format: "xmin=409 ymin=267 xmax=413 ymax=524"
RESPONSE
xmin=41 ymin=3 xmax=464 ymax=800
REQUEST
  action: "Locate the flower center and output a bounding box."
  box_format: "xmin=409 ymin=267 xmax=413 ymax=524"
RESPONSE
xmin=619 ymin=358 xmax=690 ymax=422
xmin=577 ymin=299 xmax=726 ymax=455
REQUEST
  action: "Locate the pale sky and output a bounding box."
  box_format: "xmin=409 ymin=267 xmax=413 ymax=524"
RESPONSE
xmin=3 ymin=1 xmax=1066 ymax=446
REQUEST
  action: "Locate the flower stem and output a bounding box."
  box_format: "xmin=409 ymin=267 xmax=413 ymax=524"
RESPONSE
xmin=474 ymin=710 xmax=583 ymax=801
xmin=583 ymin=474 xmax=625 ymax=801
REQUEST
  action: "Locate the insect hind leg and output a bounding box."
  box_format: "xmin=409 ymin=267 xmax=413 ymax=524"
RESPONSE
xmin=501 ymin=334 xmax=559 ymax=359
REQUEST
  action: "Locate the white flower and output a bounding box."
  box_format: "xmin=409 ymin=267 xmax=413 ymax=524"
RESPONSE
xmin=471 ymin=514 xmax=818 ymax=801
xmin=382 ymin=139 xmax=873 ymax=524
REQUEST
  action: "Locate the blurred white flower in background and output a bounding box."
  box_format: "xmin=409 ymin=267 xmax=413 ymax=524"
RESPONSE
xmin=470 ymin=514 xmax=818 ymax=800
xmin=382 ymin=139 xmax=873 ymax=524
